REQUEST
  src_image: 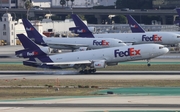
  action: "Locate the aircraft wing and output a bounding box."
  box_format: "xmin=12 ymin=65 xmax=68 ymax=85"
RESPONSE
xmin=45 ymin=60 xmax=92 ymax=65
xmin=47 ymin=43 xmax=89 ymax=49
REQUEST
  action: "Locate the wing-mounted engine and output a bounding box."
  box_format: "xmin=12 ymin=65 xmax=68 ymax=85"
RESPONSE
xmin=91 ymin=60 xmax=106 ymax=68
xmin=74 ymin=47 xmax=88 ymax=52
xmin=15 ymin=46 xmax=50 ymax=58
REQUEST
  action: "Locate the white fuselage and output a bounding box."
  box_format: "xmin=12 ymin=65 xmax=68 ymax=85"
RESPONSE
xmin=42 ymin=37 xmax=126 ymax=49
xmin=93 ymin=32 xmax=180 ymax=45
xmin=45 ymin=44 xmax=168 ymax=64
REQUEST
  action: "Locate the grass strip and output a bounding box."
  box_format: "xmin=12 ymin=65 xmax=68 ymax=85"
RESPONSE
xmin=0 ymin=79 xmax=180 ymax=100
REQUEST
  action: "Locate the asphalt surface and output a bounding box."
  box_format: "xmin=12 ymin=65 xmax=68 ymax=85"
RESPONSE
xmin=0 ymin=103 xmax=180 ymax=108
xmin=0 ymin=8 xmax=178 ymax=16
xmin=1 ymin=96 xmax=180 ymax=111
xmin=0 ymin=71 xmax=180 ymax=75
xmin=1 ymin=74 xmax=180 ymax=80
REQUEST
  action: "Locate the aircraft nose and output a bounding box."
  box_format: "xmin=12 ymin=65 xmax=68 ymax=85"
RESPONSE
xmin=163 ymin=47 xmax=169 ymax=54
xmin=122 ymin=43 xmax=127 ymax=46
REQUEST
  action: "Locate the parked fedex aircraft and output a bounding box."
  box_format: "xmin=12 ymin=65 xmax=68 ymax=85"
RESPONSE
xmin=17 ymin=34 xmax=169 ymax=74
xmin=22 ymin=19 xmax=126 ymax=51
xmin=71 ymin=14 xmax=180 ymax=45
xmin=127 ymin=14 xmax=180 ymax=40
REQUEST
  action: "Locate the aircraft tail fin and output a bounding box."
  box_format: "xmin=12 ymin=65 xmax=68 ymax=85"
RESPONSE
xmin=175 ymin=8 xmax=180 ymax=26
xmin=126 ymin=15 xmax=145 ymax=33
xmin=17 ymin=34 xmax=39 ymax=49
xmin=176 ymin=8 xmax=180 ymax=17
xmin=22 ymin=19 xmax=47 ymax=46
xmin=16 ymin=34 xmax=55 ymax=68
xmin=69 ymin=14 xmax=94 ymax=38
xmin=15 ymin=34 xmax=47 ymax=58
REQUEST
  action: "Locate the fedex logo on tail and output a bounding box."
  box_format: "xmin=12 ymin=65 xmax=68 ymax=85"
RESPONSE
xmin=142 ymin=34 xmax=162 ymax=42
xmin=77 ymin=29 xmax=86 ymax=33
xmin=93 ymin=40 xmax=109 ymax=46
xmin=130 ymin=24 xmax=138 ymax=28
xmin=95 ymin=64 xmax=101 ymax=66
xmin=26 ymin=27 xmax=34 ymax=31
xmin=27 ymin=51 xmax=38 ymax=56
xmin=114 ymin=48 xmax=140 ymax=57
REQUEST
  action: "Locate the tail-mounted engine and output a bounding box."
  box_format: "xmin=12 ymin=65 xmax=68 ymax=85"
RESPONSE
xmin=15 ymin=47 xmax=50 ymax=58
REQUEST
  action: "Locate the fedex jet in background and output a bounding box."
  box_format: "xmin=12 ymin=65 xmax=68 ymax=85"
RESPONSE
xmin=70 ymin=14 xmax=180 ymax=45
xmin=175 ymin=8 xmax=180 ymax=34
xmin=22 ymin=19 xmax=126 ymax=52
xmin=126 ymin=15 xmax=145 ymax=33
xmin=17 ymin=34 xmax=169 ymax=74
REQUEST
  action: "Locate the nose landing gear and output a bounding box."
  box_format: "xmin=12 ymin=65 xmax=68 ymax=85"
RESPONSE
xmin=147 ymin=59 xmax=151 ymax=67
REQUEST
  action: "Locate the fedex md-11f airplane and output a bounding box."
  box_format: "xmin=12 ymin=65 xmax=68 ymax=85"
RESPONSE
xmin=22 ymin=19 xmax=126 ymax=51
xmin=70 ymin=14 xmax=180 ymax=45
xmin=17 ymin=34 xmax=169 ymax=74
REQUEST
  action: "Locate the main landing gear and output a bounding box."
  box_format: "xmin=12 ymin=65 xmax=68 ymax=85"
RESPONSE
xmin=147 ymin=59 xmax=151 ymax=67
xmin=79 ymin=69 xmax=96 ymax=74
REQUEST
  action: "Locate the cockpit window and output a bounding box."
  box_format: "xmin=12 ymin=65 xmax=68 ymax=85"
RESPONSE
xmin=177 ymin=36 xmax=180 ymax=38
xmin=119 ymin=41 xmax=122 ymax=43
xmin=159 ymin=46 xmax=164 ymax=49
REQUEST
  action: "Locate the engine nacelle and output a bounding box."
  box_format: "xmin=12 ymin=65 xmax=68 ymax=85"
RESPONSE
xmin=40 ymin=46 xmax=51 ymax=54
xmin=74 ymin=47 xmax=88 ymax=52
xmin=91 ymin=60 xmax=106 ymax=69
xmin=88 ymin=27 xmax=96 ymax=33
xmin=15 ymin=47 xmax=50 ymax=58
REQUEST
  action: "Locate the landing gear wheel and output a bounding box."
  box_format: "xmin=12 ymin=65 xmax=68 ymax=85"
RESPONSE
xmin=79 ymin=70 xmax=84 ymax=74
xmin=147 ymin=59 xmax=151 ymax=67
xmin=79 ymin=69 xmax=97 ymax=74
xmin=83 ymin=70 xmax=87 ymax=74
xmin=92 ymin=69 xmax=96 ymax=73
xmin=88 ymin=69 xmax=92 ymax=73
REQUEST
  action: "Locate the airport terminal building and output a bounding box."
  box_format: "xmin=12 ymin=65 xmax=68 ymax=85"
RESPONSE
xmin=0 ymin=13 xmax=85 ymax=45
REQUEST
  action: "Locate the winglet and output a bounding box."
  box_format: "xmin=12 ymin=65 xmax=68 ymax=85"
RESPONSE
xmin=126 ymin=15 xmax=145 ymax=33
